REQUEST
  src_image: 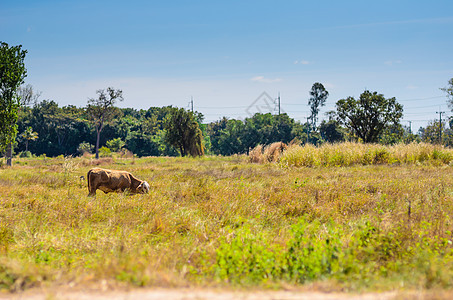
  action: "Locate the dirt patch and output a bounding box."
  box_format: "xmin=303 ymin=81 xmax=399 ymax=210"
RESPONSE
xmin=0 ymin=288 xmax=403 ymax=300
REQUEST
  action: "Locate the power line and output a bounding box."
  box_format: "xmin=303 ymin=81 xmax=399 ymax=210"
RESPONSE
xmin=283 ymin=96 xmax=445 ymax=106
xmin=436 ymin=110 xmax=446 ymax=144
xmin=197 ymin=105 xmax=250 ymax=109
xmin=405 ymin=104 xmax=448 ymax=109
xmin=398 ymin=96 xmax=445 ymax=102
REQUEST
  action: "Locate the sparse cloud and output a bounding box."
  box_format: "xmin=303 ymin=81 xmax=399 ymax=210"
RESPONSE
xmin=250 ymin=76 xmax=282 ymax=83
xmin=384 ymin=60 xmax=402 ymax=66
xmin=294 ymin=60 xmax=310 ymax=65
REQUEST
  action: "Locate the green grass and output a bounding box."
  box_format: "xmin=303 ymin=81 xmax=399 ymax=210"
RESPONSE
xmin=1 ymin=146 xmax=453 ymax=292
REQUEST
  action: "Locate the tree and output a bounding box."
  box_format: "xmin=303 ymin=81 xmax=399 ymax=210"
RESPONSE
xmin=106 ymin=138 xmax=125 ymax=152
xmin=164 ymin=108 xmax=204 ymax=157
xmin=319 ymin=119 xmax=345 ymax=143
xmin=86 ymin=87 xmax=123 ymax=159
xmin=215 ymin=119 xmax=246 ymax=155
xmin=18 ymin=100 xmax=92 ymax=156
xmin=336 ymin=90 xmax=403 ymax=143
xmin=19 ymin=126 xmax=38 ymax=152
xmin=308 ymin=82 xmax=329 ymax=129
xmin=0 ymin=42 xmax=27 ymax=166
xmin=125 ymin=131 xmax=160 ymax=157
xmin=378 ymin=123 xmax=405 ymax=145
xmin=17 ymin=84 xmax=41 ymax=106
xmin=420 ymin=120 xmax=447 ymax=144
xmin=442 ymin=78 xmax=453 ymax=110
xmin=207 ymin=117 xmax=230 ymax=155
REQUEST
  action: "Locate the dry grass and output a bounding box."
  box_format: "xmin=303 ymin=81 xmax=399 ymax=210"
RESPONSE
xmin=1 ymin=146 xmax=453 ymax=293
xmin=249 ymin=142 xmax=287 ymax=163
xmin=279 ymin=142 xmax=453 ymax=167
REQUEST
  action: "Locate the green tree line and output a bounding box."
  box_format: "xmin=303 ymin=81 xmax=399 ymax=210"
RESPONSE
xmin=10 ymin=96 xmax=452 ymax=158
xmin=3 ymin=42 xmax=453 ymax=160
xmin=7 ymin=79 xmax=453 ymax=159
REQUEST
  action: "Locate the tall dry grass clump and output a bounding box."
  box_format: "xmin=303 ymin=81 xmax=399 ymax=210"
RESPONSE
xmin=249 ymin=142 xmax=287 ymax=163
xmin=263 ymin=142 xmax=287 ymax=162
xmin=279 ymin=142 xmax=453 ymax=167
xmin=248 ymin=145 xmax=264 ymax=163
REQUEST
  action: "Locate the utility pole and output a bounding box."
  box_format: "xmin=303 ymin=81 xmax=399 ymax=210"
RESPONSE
xmin=408 ymin=121 xmax=412 ymax=133
xmin=436 ymin=110 xmax=445 ymax=144
xmin=277 ymin=92 xmax=281 ymax=115
xmin=189 ymin=96 xmax=194 ymax=113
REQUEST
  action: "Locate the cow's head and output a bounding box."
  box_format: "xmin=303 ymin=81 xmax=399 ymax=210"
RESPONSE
xmin=137 ymin=181 xmax=150 ymax=194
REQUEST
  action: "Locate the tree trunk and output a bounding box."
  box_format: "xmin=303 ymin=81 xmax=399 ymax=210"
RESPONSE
xmin=6 ymin=143 xmax=12 ymax=166
xmin=95 ymin=129 xmax=101 ymax=159
xmin=25 ymin=140 xmax=29 ymax=152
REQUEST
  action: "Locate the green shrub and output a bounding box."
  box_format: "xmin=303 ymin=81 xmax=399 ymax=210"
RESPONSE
xmin=432 ymin=149 xmax=453 ymax=164
xmin=19 ymin=151 xmax=32 ymax=158
xmin=99 ymin=146 xmax=112 ymax=157
xmin=284 ymin=219 xmax=342 ymax=283
xmin=77 ymin=141 xmax=94 ymax=155
xmin=214 ymin=226 xmax=285 ymax=284
xmin=106 ymin=138 xmax=125 ymax=152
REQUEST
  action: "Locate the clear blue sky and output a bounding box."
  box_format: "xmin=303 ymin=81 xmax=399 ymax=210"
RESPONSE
xmin=2 ymin=0 xmax=453 ymax=131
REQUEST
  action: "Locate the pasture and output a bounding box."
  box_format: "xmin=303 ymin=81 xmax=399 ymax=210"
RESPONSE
xmin=1 ymin=143 xmax=453 ymax=294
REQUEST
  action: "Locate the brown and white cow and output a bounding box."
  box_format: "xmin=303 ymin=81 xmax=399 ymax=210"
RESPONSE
xmin=87 ymin=168 xmax=150 ymax=196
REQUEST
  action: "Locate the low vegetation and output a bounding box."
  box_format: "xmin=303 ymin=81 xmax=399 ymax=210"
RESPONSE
xmin=1 ymin=143 xmax=453 ymax=293
xmin=275 ymin=142 xmax=453 ymax=167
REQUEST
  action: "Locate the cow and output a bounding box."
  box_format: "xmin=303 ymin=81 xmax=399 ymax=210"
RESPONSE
xmin=87 ymin=168 xmax=150 ymax=196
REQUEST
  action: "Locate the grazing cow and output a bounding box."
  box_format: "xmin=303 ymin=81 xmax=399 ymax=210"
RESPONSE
xmin=87 ymin=168 xmax=150 ymax=196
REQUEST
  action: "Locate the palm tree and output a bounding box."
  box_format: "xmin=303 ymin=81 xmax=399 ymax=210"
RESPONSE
xmin=20 ymin=126 xmax=38 ymax=152
xmin=164 ymin=108 xmax=204 ymax=157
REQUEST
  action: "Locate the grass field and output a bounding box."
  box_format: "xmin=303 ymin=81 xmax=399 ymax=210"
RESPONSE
xmin=1 ymin=143 xmax=453 ymax=293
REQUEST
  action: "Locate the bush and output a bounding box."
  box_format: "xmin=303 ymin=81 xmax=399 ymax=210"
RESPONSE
xmin=106 ymin=138 xmax=125 ymax=152
xmin=285 ymin=219 xmax=342 ymax=283
xmin=99 ymin=146 xmax=112 ymax=157
xmin=77 ymin=142 xmax=94 ymax=155
xmin=214 ymin=226 xmax=285 ymax=283
xmin=19 ymin=151 xmax=32 ymax=158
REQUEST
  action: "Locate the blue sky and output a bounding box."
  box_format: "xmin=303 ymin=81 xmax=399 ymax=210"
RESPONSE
xmin=1 ymin=0 xmax=453 ymax=130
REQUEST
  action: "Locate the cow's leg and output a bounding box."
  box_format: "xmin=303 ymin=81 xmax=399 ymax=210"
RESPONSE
xmin=88 ymin=187 xmax=97 ymax=197
xmin=88 ymin=178 xmax=98 ymax=197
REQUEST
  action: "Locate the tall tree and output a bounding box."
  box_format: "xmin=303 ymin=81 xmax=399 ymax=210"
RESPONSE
xmin=308 ymin=82 xmax=329 ymax=129
xmin=19 ymin=126 xmax=38 ymax=152
xmin=17 ymin=84 xmax=41 ymax=106
xmin=86 ymin=87 xmax=123 ymax=159
xmin=336 ymin=90 xmax=403 ymax=143
xmin=0 ymin=42 xmax=27 ymax=166
xmin=164 ymin=108 xmax=204 ymax=157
